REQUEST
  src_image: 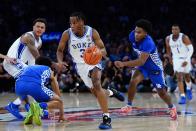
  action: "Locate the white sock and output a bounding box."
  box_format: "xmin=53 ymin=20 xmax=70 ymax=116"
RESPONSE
xmin=181 ymin=94 xmax=186 ymax=97
xmin=107 ymin=89 xmax=113 ymax=96
xmin=186 ymin=82 xmax=192 ymax=90
xmin=103 ymin=113 xmax=110 ymax=117
xmin=13 ymin=98 xmax=22 ymax=105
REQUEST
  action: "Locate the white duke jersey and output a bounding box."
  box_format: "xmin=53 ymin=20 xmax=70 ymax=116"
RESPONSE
xmin=3 ymin=31 xmax=41 ymax=78
xmin=6 ymin=31 xmax=42 ymax=65
xmin=68 ymin=25 xmax=94 ymax=64
xmin=169 ymin=33 xmax=189 ymax=59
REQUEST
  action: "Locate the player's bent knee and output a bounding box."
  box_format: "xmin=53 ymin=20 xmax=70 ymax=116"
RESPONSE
xmin=130 ymin=79 xmax=139 ymax=86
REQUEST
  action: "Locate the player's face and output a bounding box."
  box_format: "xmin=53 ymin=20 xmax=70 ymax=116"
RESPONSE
xmin=33 ymin=22 xmax=46 ymax=37
xmin=172 ymin=26 xmax=180 ymax=36
xmin=135 ymin=27 xmax=147 ymax=42
xmin=70 ymin=17 xmax=84 ymax=34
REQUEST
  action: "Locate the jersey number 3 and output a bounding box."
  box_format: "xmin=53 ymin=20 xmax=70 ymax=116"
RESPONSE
xmin=80 ymin=49 xmax=85 ymax=58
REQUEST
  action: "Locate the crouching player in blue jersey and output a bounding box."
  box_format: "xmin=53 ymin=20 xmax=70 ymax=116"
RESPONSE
xmin=114 ymin=19 xmax=178 ymax=120
xmin=15 ymin=56 xmax=65 ymax=125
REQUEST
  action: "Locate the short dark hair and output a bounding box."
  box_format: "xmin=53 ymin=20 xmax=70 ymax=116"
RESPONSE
xmin=172 ymin=24 xmax=180 ymax=28
xmin=135 ymin=19 xmax=152 ymax=33
xmin=33 ymin=18 xmax=47 ymax=26
xmin=70 ymin=12 xmax=86 ymax=23
xmin=35 ymin=56 xmax=52 ymax=67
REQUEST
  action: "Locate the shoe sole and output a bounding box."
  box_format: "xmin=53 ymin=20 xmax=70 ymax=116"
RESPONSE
xmin=24 ymin=114 xmax=33 ymax=125
xmin=99 ymin=125 xmax=112 ymax=130
xmin=31 ymin=103 xmax=42 ymax=126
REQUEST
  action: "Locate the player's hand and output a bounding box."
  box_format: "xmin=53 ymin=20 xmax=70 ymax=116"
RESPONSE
xmin=4 ymin=74 xmax=11 ymax=79
xmin=114 ymin=61 xmax=125 ymax=68
xmin=5 ymin=57 xmax=17 ymax=64
xmin=58 ymin=115 xmax=66 ymax=122
xmin=57 ymin=62 xmax=69 ymax=73
xmin=182 ymin=61 xmax=188 ymax=67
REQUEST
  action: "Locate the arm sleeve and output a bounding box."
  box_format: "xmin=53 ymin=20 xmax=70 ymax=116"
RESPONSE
xmin=185 ymin=44 xmax=194 ymax=61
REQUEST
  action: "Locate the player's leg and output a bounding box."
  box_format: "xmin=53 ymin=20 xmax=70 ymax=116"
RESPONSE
xmin=90 ymin=67 xmax=111 ymax=129
xmin=92 ymin=64 xmax=124 ymax=101
xmin=26 ymin=86 xmax=65 ymax=125
xmin=156 ymin=87 xmax=177 ymax=120
xmin=3 ymin=60 xmax=25 ymax=118
xmin=121 ymin=69 xmax=144 ymax=113
xmin=41 ymin=95 xmax=65 ymax=122
xmin=5 ymin=79 xmax=29 ymax=120
xmin=150 ymin=71 xmax=177 ymax=120
xmin=185 ymin=73 xmax=192 ymax=100
xmin=176 ymin=72 xmax=186 ymax=104
xmin=104 ymin=84 xmax=125 ymax=102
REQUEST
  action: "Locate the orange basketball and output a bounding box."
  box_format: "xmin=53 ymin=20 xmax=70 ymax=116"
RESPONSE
xmin=83 ymin=46 xmax=102 ymax=65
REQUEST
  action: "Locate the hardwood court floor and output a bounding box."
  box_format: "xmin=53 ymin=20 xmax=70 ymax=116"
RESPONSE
xmin=0 ymin=92 xmax=196 ymax=131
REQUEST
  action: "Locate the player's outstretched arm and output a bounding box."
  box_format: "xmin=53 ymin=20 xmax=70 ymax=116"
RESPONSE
xmin=114 ymin=52 xmax=149 ymax=68
xmin=50 ymin=70 xmax=61 ymax=97
xmin=0 ymin=53 xmax=8 ymax=59
xmin=21 ymin=34 xmax=40 ymax=59
xmin=56 ymin=30 xmax=69 ymax=72
xmin=0 ymin=53 xmax=17 ymax=64
xmin=57 ymin=30 xmax=69 ymax=63
xmin=92 ymin=29 xmax=107 ymax=58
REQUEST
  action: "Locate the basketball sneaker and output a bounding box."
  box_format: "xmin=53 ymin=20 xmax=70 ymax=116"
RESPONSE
xmin=169 ymin=106 xmax=178 ymax=120
xmin=24 ymin=106 xmax=33 ymax=125
xmin=178 ymin=96 xmax=186 ymax=104
xmin=5 ymin=102 xmax=24 ymax=120
xmin=121 ymin=105 xmax=132 ymax=113
xmin=31 ymin=102 xmax=43 ymax=126
xmin=98 ymin=115 xmax=112 ymax=130
xmin=109 ymin=85 xmax=125 ymax=102
xmin=186 ymin=89 xmax=193 ymax=100
xmin=42 ymin=110 xmax=49 ymax=119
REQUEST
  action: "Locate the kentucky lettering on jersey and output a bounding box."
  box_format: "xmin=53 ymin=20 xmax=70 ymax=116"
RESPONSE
xmin=68 ymin=26 xmax=94 ymax=63
xmin=129 ymin=30 xmax=163 ymax=71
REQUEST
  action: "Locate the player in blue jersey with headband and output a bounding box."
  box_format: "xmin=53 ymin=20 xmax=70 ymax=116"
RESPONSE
xmin=114 ymin=19 xmax=177 ymax=120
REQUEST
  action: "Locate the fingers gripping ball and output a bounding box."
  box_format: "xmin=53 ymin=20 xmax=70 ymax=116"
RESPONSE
xmin=83 ymin=46 xmax=102 ymax=65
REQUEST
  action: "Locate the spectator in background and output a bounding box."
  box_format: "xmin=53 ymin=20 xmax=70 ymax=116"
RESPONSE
xmin=190 ymin=55 xmax=196 ymax=88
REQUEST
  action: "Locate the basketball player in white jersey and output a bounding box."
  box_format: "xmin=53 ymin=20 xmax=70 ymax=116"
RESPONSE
xmin=3 ymin=18 xmax=47 ymax=119
xmin=57 ymin=12 xmax=124 ymax=130
xmin=165 ymin=24 xmax=194 ymax=104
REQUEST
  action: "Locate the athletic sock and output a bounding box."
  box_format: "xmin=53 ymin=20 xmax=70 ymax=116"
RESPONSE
xmin=13 ymin=98 xmax=22 ymax=105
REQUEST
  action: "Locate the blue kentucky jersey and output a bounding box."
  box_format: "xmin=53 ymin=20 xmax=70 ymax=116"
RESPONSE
xmin=129 ymin=30 xmax=163 ymax=71
xmin=17 ymin=65 xmax=51 ymax=86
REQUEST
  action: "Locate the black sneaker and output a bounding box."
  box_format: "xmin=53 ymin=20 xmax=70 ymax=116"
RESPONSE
xmin=109 ymin=86 xmax=125 ymax=102
xmin=99 ymin=115 xmax=112 ymax=130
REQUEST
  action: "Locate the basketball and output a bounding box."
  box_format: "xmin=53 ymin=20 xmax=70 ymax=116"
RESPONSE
xmin=83 ymin=46 xmax=102 ymax=65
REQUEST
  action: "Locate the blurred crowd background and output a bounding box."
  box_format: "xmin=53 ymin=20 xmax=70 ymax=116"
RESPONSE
xmin=0 ymin=0 xmax=196 ymax=93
